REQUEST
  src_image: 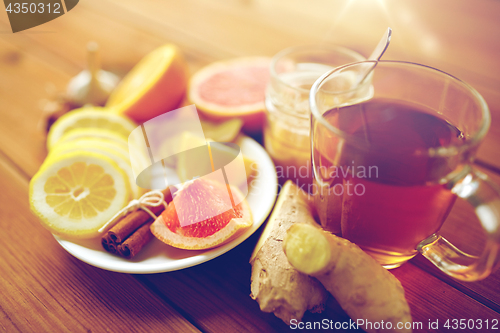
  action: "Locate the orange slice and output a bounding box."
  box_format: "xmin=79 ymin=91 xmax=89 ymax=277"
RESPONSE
xmin=107 ymin=44 xmax=189 ymax=124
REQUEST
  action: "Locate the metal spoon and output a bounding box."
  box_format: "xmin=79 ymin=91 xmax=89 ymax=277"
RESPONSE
xmin=354 ymin=28 xmax=391 ymax=145
xmin=354 ymin=27 xmax=392 ymax=87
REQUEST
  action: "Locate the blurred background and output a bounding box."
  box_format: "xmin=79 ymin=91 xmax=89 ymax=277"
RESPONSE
xmin=2 ymin=0 xmax=499 ymax=80
xmin=1 ymin=0 xmax=499 ymax=172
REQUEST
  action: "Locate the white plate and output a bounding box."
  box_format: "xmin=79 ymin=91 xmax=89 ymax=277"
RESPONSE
xmin=54 ymin=136 xmax=277 ymax=274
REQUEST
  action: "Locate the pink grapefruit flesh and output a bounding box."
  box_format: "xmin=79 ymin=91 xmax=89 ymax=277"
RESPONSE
xmin=188 ymin=57 xmax=271 ymax=133
xmin=151 ymin=178 xmax=253 ymax=250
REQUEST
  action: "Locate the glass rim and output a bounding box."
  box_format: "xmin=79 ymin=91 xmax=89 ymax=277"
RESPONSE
xmin=270 ymin=44 xmax=366 ymax=95
xmin=309 ymin=60 xmax=491 ymax=157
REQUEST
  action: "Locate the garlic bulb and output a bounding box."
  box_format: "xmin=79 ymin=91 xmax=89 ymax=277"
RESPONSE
xmin=66 ymin=41 xmax=119 ymax=107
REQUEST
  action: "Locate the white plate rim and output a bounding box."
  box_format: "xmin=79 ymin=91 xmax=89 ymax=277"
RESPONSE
xmin=54 ymin=136 xmax=277 ymax=274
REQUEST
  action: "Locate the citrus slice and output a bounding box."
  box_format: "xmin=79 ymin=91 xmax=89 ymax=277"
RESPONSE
xmin=176 ymin=132 xmax=256 ymax=187
xmin=151 ymin=178 xmax=253 ymax=250
xmin=188 ymin=57 xmax=271 ymax=133
xmin=30 ymin=151 xmax=131 ymax=239
xmin=106 ymin=44 xmax=189 ymax=124
xmin=50 ymin=128 xmax=128 ymax=151
xmin=48 ymin=138 xmax=129 ymax=163
xmin=47 ymin=107 xmax=136 ymax=149
xmin=46 ymin=142 xmax=139 ymax=199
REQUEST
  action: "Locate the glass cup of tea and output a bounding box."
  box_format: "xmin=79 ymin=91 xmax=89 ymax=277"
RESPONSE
xmin=264 ymin=45 xmax=365 ymax=190
xmin=309 ymin=60 xmax=500 ymax=281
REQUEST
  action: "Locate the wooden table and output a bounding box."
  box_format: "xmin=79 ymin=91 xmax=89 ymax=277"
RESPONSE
xmin=1 ymin=0 xmax=500 ymax=332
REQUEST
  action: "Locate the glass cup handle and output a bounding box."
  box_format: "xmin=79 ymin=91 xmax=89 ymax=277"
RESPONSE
xmin=417 ymin=168 xmax=500 ymax=281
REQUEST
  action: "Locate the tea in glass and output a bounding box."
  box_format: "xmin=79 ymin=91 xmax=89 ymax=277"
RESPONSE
xmin=310 ymin=61 xmax=500 ymax=280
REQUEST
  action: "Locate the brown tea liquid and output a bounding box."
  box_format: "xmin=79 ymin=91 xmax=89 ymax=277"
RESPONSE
xmin=313 ymin=98 xmax=465 ymax=267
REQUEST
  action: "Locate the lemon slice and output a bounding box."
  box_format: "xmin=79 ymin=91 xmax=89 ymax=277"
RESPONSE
xmin=50 ymin=128 xmax=129 ymax=151
xmin=46 ymin=142 xmax=139 ymax=199
xmin=48 ymin=138 xmax=130 ymax=163
xmin=47 ymin=107 xmax=136 ymax=149
xmin=29 ymin=151 xmax=131 ymax=239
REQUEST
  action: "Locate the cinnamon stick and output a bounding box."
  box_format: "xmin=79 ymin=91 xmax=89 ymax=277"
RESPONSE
xmin=108 ymin=204 xmax=164 ymax=243
xmin=101 ymin=234 xmax=113 ymax=253
xmin=108 ymin=187 xmax=173 ymax=243
xmin=107 ymin=241 xmax=118 ymax=254
xmin=117 ymin=221 xmax=155 ymax=259
xmin=101 ymin=187 xmax=174 ymax=259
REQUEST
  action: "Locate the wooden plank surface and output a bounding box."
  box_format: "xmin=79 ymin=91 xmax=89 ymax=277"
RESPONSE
xmin=1 ymin=0 xmax=500 ymax=332
xmin=0 ymin=153 xmax=200 ymax=333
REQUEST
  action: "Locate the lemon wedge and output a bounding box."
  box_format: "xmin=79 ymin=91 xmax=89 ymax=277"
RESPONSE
xmin=29 ymin=151 xmax=131 ymax=239
xmin=176 ymin=132 xmax=256 ymax=187
xmin=200 ymin=118 xmax=243 ymax=142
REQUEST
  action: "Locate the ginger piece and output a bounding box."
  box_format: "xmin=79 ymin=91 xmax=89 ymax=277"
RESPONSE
xmin=284 ymin=223 xmax=412 ymax=333
xmin=250 ymin=181 xmax=328 ymax=324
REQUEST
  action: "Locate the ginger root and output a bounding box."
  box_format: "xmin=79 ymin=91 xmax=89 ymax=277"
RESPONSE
xmin=250 ymin=181 xmax=328 ymax=324
xmin=284 ymin=223 xmax=412 ymax=333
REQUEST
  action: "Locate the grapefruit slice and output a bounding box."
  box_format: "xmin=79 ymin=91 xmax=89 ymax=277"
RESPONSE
xmin=188 ymin=57 xmax=271 ymax=133
xmin=106 ymin=44 xmax=189 ymax=124
xmin=151 ymin=178 xmax=253 ymax=250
